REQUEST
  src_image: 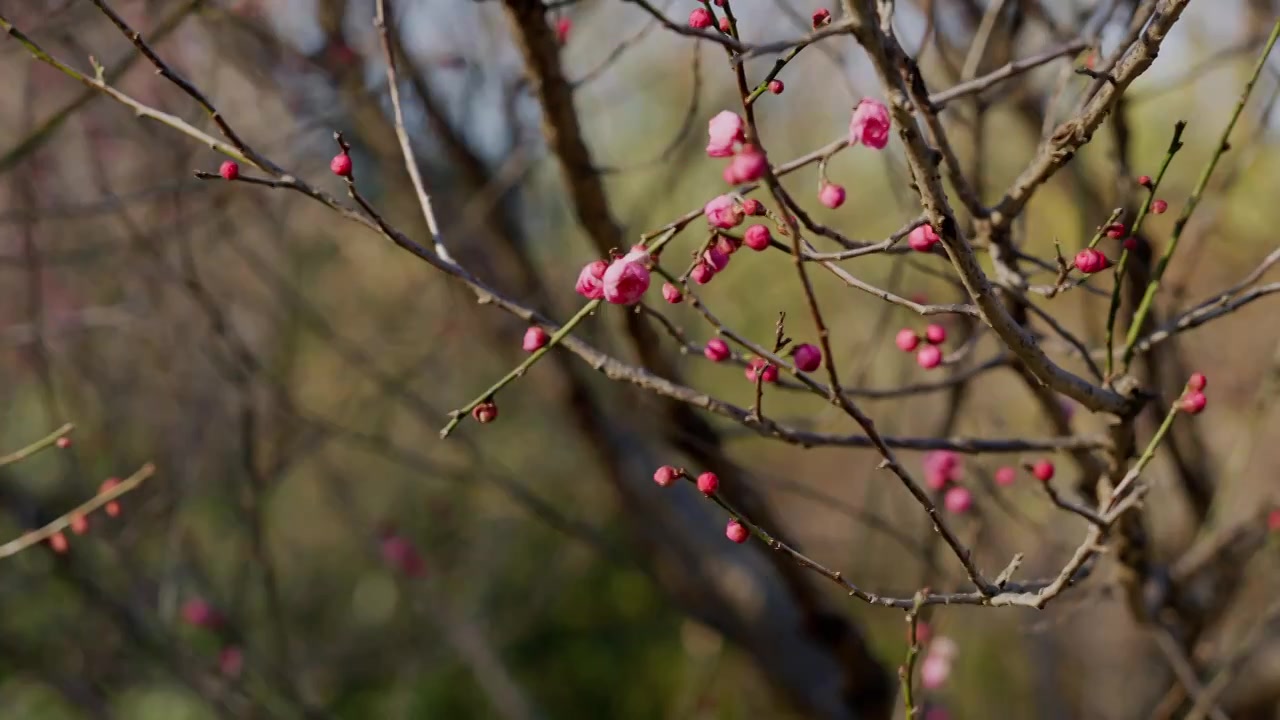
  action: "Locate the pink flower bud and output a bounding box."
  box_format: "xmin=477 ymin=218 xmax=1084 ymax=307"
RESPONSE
xmin=895 ymin=329 xmax=920 ymax=352
xmin=1269 ymin=509 xmax=1280 ymax=532
xmin=48 ymin=531 xmax=69 ymax=554
xmin=654 ymin=465 xmax=680 ymax=487
xmin=1180 ymin=391 xmax=1207 ymax=415
xmin=1188 ymin=372 xmax=1207 ymax=391
xmin=696 ymin=471 xmax=719 ymax=494
xmin=923 ymin=450 xmax=960 ymax=490
xmin=381 ymin=534 xmax=426 ymax=576
xmin=1123 ymin=237 xmax=1139 ymax=251
xmin=522 ymin=326 xmax=548 ymax=352
xmin=725 ymin=144 xmax=768 ymax=184
xmin=1150 ymin=199 xmax=1168 ymax=214
xmin=717 ymin=16 xmax=731 ymax=32
xmin=182 ymin=598 xmax=224 ymax=629
xmin=69 ymin=514 xmax=88 ymax=535
xmin=704 ymin=194 xmax=745 ymax=229
xmin=726 ymin=519 xmax=750 ymax=544
xmin=662 ymin=282 xmax=683 ymax=304
xmin=1105 ymin=223 xmax=1126 ymax=239
xmin=745 ymin=357 xmax=778 ymax=383
xmin=920 ymin=655 xmax=952 ymax=689
xmin=741 ymin=198 xmax=764 ymax=216
xmin=944 ymin=486 xmax=973 ymax=514
xmin=768 ymin=80 xmax=784 ymax=94
xmin=575 ymin=260 xmax=608 ymax=299
xmin=916 ymin=345 xmax=942 ymax=369
xmin=907 ymin=224 xmax=940 ymax=252
xmin=994 ymin=466 xmax=1016 ymax=487
xmin=219 ymin=161 xmax=240 ymax=180
xmin=1074 ymin=247 xmax=1110 ymax=274
xmin=1032 ymin=460 xmax=1055 ymax=482
xmin=1137 ymin=175 xmax=1152 ymax=187
xmin=792 ymin=343 xmax=822 ymax=372
xmin=913 ymin=621 xmax=932 ymax=646
xmin=924 ymin=323 xmax=946 ymax=345
xmin=330 ymin=153 xmax=353 ymax=177
xmin=811 ymin=8 xmax=831 ymax=28
xmin=472 ymin=401 xmax=498 ymax=424
xmin=691 ymin=262 xmax=716 ymax=285
xmin=706 ymin=111 xmax=745 ymax=157
xmin=715 ymin=235 xmax=739 ymax=256
xmin=219 ymin=646 xmax=244 ymax=678
xmin=703 ymin=246 xmax=731 ymax=273
xmin=818 ymin=183 xmax=846 ymax=209
xmin=704 ymin=338 xmax=730 ymax=362
xmin=743 ymin=224 xmax=771 ymax=251
xmin=55 ymin=436 xmax=71 ymax=449
xmin=849 ymin=98 xmax=891 ymax=149
xmin=689 ymin=7 xmax=713 ymax=29
xmin=554 ymin=17 xmax=571 ymax=45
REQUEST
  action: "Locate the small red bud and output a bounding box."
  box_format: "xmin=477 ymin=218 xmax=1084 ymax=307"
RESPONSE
xmin=55 ymin=436 xmax=71 ymax=449
xmin=768 ymin=80 xmax=784 ymax=95
xmin=726 ymin=519 xmax=749 ymax=544
xmin=740 ymin=198 xmax=764 ymax=216
xmin=718 ymin=16 xmax=731 ymax=33
xmin=704 ymin=338 xmax=730 ymax=362
xmin=1188 ymin=372 xmax=1207 ymax=391
xmin=1150 ymin=199 xmax=1168 ymax=214
xmin=49 ymin=531 xmax=69 ymax=554
xmin=330 ymin=153 xmax=353 ymax=177
xmin=944 ymin=486 xmax=973 ymax=514
xmin=811 ymin=8 xmax=831 ymax=28
xmin=792 ymin=343 xmax=822 ymax=372
xmin=661 ymin=282 xmax=683 ymax=304
xmin=745 ymin=357 xmax=778 ymax=383
xmin=895 ymin=329 xmax=920 ymax=352
xmin=99 ymin=477 xmax=122 ymax=517
xmin=689 ymin=8 xmax=713 ymax=29
xmin=69 ymin=514 xmax=89 ymax=535
xmin=994 ymin=466 xmax=1016 ymax=487
xmin=1105 ymin=223 xmax=1126 ymax=239
xmin=916 ymin=345 xmax=942 ymax=369
xmin=219 ymin=161 xmax=240 ymax=180
xmin=691 ymin=262 xmax=715 ymax=285
xmin=1032 ymin=460 xmax=1055 ymax=482
xmin=1137 ymin=175 xmax=1152 ymax=187
xmin=1179 ymin=391 xmax=1206 ymax=415
xmin=471 ymin=401 xmax=498 ymax=424
xmin=554 ymin=17 xmax=571 ymax=45
xmin=522 ymin=326 xmax=549 ymax=353
xmin=1123 ymin=237 xmax=1139 ymax=252
xmin=696 ymin=472 xmax=719 ymax=494
xmin=654 ymin=465 xmax=680 ymax=487
xmin=1268 ymin=508 xmax=1280 ymax=532
xmin=924 ymin=324 xmax=947 ymax=345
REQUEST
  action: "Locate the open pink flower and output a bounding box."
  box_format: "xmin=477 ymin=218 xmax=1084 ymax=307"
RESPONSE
xmin=707 ymin=111 xmax=745 ymax=157
xmin=908 ymin=224 xmax=940 ymax=252
xmin=704 ymin=195 xmax=744 ymax=229
xmin=725 ymin=144 xmax=767 ymax=183
xmin=575 ymin=260 xmax=608 ymax=299
xmin=603 ymin=249 xmax=651 ymax=305
xmin=849 ymin=98 xmax=891 ymax=149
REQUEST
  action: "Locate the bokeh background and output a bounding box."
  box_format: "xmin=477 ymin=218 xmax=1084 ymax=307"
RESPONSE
xmin=1 ymin=0 xmax=1280 ymax=718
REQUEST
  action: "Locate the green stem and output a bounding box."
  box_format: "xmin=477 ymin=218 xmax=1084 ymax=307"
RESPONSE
xmin=1103 ymin=121 xmax=1186 ymax=379
xmin=1106 ymin=402 xmax=1182 ymax=513
xmin=1121 ymin=20 xmax=1280 ymax=370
